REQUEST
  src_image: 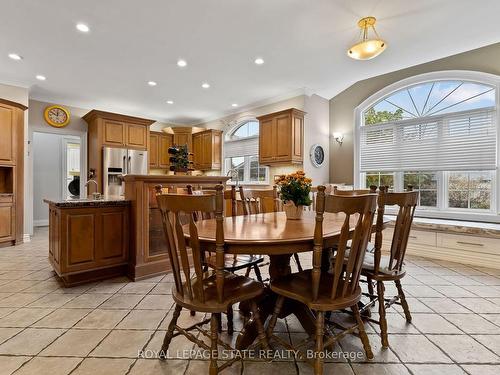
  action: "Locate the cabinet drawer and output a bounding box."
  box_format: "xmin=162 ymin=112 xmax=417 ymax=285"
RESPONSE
xmin=437 ymin=233 xmax=498 ymax=254
xmin=383 ymin=228 xmax=436 ymax=247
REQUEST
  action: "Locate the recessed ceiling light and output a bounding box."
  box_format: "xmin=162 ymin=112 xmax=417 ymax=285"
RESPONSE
xmin=148 ymin=81 xmax=157 ymax=86
xmin=76 ymin=23 xmax=90 ymax=33
xmin=254 ymin=57 xmax=264 ymax=65
xmin=36 ymin=75 xmax=46 ymax=81
xmin=8 ymin=53 xmax=22 ymax=61
xmin=231 ymin=103 xmax=238 ymax=107
xmin=201 ymin=82 xmax=210 ymax=89
xmin=166 ymin=100 xmax=174 ymax=104
xmin=177 ymin=59 xmax=187 ymax=67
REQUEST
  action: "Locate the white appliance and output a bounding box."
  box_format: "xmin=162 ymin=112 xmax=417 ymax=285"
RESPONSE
xmin=103 ymin=147 xmax=148 ymax=196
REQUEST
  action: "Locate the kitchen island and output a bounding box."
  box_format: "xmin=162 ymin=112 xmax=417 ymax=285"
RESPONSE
xmin=44 ymin=196 xmax=130 ymax=286
xmin=123 ymin=174 xmax=230 ymax=280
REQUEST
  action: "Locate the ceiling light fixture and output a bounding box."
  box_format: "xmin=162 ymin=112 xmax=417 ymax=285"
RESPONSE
xmin=76 ymin=23 xmax=90 ymax=33
xmin=201 ymin=82 xmax=210 ymax=89
xmin=254 ymin=57 xmax=264 ymax=65
xmin=347 ymin=16 xmax=386 ymax=60
xmin=36 ymin=75 xmax=46 ymax=81
xmin=166 ymin=100 xmax=174 ymax=104
xmin=148 ymin=81 xmax=157 ymax=86
xmin=8 ymin=53 xmax=22 ymax=61
xmin=231 ymin=103 xmax=238 ymax=107
xmin=177 ymin=59 xmax=187 ymax=67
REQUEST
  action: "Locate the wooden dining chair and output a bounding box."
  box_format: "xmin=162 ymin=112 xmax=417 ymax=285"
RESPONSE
xmin=266 ymin=187 xmax=377 ymax=374
xmin=156 ymin=185 xmax=269 ymax=374
xmin=187 ymin=184 xmax=265 ymax=334
xmin=360 ymin=186 xmax=418 ymax=348
xmin=243 ymin=187 xmax=303 ymax=272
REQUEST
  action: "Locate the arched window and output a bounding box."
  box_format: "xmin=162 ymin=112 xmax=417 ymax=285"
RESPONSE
xmin=224 ymin=120 xmax=268 ymax=184
xmin=356 ymin=72 xmax=499 ymax=220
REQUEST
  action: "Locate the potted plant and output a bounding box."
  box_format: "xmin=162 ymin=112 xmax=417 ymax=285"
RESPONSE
xmin=276 ymin=171 xmax=312 ymax=219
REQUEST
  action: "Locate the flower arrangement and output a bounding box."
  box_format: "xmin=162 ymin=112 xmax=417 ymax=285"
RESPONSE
xmin=276 ymin=171 xmax=312 ymax=218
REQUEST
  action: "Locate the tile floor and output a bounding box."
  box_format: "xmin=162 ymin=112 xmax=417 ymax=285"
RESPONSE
xmin=0 ymin=227 xmax=499 ymax=374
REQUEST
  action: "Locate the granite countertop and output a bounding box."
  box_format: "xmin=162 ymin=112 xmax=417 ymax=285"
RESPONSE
xmin=386 ymin=215 xmax=500 ymax=238
xmin=43 ymin=196 xmax=130 ymax=208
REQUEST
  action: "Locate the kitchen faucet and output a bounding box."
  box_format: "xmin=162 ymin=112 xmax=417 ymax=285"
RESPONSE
xmin=84 ymin=179 xmax=99 ymax=197
xmin=226 ymin=169 xmax=239 ymax=187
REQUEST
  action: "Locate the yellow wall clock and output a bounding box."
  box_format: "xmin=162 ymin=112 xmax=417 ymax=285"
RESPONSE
xmin=44 ymin=105 xmax=71 ymax=128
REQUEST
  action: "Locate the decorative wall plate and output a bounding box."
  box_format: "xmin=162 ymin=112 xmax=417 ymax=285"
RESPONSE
xmin=310 ymin=144 xmax=325 ymax=168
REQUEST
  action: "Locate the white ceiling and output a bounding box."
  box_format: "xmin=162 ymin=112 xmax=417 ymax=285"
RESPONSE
xmin=1 ymin=0 xmax=499 ymax=124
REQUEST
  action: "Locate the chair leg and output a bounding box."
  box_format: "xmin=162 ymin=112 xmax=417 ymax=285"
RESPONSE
xmin=266 ymin=295 xmax=285 ymax=337
xmin=367 ymin=277 xmax=374 ymax=296
xmin=293 ymin=253 xmax=303 ymax=272
xmin=227 ymin=305 xmax=234 ymax=335
xmin=352 ymin=304 xmax=373 ymax=360
xmin=245 ymin=266 xmax=251 ymax=278
xmin=209 ymin=314 xmax=219 ymax=375
xmin=253 ymin=264 xmax=263 ymax=283
xmin=395 ymin=279 xmax=412 ymax=323
xmin=250 ymin=300 xmax=270 ymax=351
xmin=314 ymin=311 xmax=324 ymax=375
xmin=216 ymin=313 xmax=222 ymax=333
xmin=160 ymin=303 xmax=182 ymax=359
xmin=377 ymin=281 xmax=389 ymax=348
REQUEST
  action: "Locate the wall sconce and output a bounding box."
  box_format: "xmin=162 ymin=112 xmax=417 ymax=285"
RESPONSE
xmin=333 ymin=132 xmax=344 ymax=145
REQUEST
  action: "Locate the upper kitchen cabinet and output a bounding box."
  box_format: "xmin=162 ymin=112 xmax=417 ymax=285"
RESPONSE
xmin=257 ymin=108 xmax=305 ymax=165
xmin=84 ymin=110 xmax=154 ymax=150
xmin=149 ymin=131 xmax=173 ymax=169
xmin=192 ymin=129 xmax=222 ymax=170
xmin=172 ymin=127 xmax=193 ymax=150
xmin=83 ymin=110 xmax=155 ymax=193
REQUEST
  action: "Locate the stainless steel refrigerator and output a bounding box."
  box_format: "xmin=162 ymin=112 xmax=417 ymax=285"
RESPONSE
xmin=103 ymin=147 xmax=148 ymax=196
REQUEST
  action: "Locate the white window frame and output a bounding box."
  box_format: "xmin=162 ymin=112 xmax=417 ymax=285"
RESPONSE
xmin=223 ymin=120 xmax=269 ymax=185
xmin=354 ymin=70 xmax=500 ymax=222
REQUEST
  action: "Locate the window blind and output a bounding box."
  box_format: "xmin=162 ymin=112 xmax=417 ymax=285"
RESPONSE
xmin=359 ymin=107 xmax=497 ymax=172
xmin=224 ymin=136 xmax=259 ymax=158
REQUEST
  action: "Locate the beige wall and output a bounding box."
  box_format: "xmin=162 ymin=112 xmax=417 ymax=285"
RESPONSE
xmin=330 ymin=42 xmax=500 ymax=184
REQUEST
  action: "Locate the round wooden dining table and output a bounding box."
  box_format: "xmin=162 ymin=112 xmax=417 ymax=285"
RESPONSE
xmin=184 ymin=210 xmax=387 ymax=349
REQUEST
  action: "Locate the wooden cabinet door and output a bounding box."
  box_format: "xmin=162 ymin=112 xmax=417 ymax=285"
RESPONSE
xmin=174 ymin=133 xmax=192 ymax=150
xmin=149 ymin=133 xmax=159 ymax=167
xmin=99 ymin=208 xmax=128 ymax=263
xmin=201 ymin=132 xmax=212 ymax=168
xmin=291 ymin=113 xmax=303 ymax=160
xmin=126 ymin=124 xmax=147 ymax=148
xmin=103 ymin=120 xmax=125 ymax=146
xmin=158 ymin=135 xmax=172 ymax=168
xmin=65 ymin=212 xmax=96 ymax=270
xmin=192 ymin=133 xmax=203 ymax=169
xmin=0 ymin=205 xmax=13 ymax=240
xmin=48 ymin=207 xmax=61 ymax=268
xmin=275 ymin=114 xmax=292 ymax=161
xmin=259 ymin=118 xmax=274 ymax=163
xmin=211 ymin=131 xmax=221 ymax=170
xmin=0 ymin=105 xmax=14 ymax=164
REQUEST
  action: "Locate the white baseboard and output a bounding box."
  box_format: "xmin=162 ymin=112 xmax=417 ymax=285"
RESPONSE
xmin=33 ymin=220 xmax=49 ymax=227
xmin=22 ymin=234 xmax=31 ymax=243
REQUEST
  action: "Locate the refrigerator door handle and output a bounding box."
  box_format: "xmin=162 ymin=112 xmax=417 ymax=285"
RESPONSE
xmin=122 ymin=155 xmax=127 ymax=174
xmin=128 ymin=155 xmax=131 ymax=174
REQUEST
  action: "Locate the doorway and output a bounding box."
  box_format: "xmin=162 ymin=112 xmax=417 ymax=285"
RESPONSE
xmin=32 ymin=132 xmax=84 ymax=227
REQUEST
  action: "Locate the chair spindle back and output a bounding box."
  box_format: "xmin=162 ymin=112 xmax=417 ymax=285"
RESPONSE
xmin=373 ymin=186 xmax=418 ymax=274
xmin=155 ymin=184 xmax=226 ymax=304
xmin=312 ymin=186 xmax=377 ymax=302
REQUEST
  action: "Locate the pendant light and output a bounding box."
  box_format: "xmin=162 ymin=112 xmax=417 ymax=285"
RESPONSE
xmin=347 ymin=17 xmax=386 ymax=60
